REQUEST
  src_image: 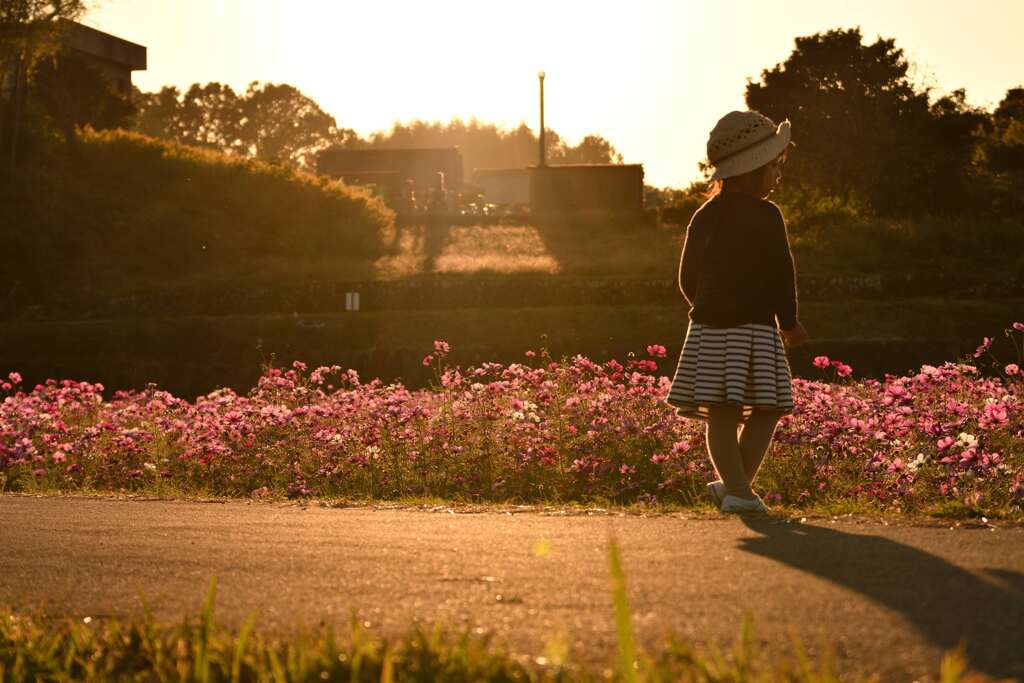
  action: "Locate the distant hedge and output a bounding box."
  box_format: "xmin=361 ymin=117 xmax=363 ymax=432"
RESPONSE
xmin=1 ymin=129 xmax=395 ymax=295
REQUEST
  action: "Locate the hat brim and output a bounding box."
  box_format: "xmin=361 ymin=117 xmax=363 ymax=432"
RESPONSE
xmin=710 ymin=120 xmax=791 ymax=181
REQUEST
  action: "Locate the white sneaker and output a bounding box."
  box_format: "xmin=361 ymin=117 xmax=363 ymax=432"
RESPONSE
xmin=706 ymin=480 xmax=726 ymax=507
xmin=720 ymin=493 xmax=769 ymax=514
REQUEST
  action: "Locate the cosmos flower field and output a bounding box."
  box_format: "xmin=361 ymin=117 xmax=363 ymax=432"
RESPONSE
xmin=2 ymin=324 xmax=1022 ymax=518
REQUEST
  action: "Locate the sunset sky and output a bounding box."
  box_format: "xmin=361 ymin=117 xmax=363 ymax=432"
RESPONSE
xmin=86 ymin=0 xmax=1024 ymax=188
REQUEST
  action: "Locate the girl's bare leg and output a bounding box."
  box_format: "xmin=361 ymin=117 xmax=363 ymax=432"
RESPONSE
xmin=738 ymin=409 xmax=782 ymax=484
xmin=705 ymin=404 xmax=755 ymax=499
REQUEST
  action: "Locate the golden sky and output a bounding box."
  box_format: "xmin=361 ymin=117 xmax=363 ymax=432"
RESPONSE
xmin=86 ymin=0 xmax=1024 ymax=188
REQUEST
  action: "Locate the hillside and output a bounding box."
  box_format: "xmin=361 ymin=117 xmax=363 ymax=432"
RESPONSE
xmin=1 ymin=129 xmax=395 ymax=309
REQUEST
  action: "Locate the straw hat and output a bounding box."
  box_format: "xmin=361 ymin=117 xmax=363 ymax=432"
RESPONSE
xmin=707 ymin=111 xmax=792 ymax=180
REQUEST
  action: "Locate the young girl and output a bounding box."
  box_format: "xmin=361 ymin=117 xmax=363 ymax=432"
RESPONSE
xmin=664 ymin=110 xmax=809 ymax=514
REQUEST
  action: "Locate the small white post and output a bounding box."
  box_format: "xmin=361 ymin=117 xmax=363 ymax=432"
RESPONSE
xmin=345 ymin=292 xmax=361 ymax=311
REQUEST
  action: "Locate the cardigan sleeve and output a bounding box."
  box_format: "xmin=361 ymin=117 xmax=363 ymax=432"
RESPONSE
xmin=769 ymin=205 xmax=799 ymax=331
xmin=678 ymin=211 xmax=705 ymax=307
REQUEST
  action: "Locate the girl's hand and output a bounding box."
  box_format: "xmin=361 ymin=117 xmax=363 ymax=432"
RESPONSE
xmin=781 ymin=322 xmax=809 ymax=348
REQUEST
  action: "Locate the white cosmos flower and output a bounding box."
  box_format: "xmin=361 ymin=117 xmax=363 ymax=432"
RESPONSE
xmin=956 ymin=432 xmax=978 ymax=449
xmin=906 ymin=453 xmax=928 ymax=472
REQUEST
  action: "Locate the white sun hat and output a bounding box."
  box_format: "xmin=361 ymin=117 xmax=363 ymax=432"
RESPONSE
xmin=707 ymin=110 xmax=792 ymax=180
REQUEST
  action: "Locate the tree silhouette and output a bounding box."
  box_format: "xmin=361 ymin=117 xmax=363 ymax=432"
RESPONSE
xmin=1 ymin=1 xmax=87 ymax=167
xmin=133 ymin=81 xmax=358 ymax=170
xmin=993 ymin=87 xmax=1024 ymax=124
xmin=368 ymin=118 xmax=623 ymax=177
xmin=745 ymin=27 xmax=937 ymax=213
xmin=548 ymin=134 xmax=623 ymax=164
xmin=238 ymin=82 xmax=359 ymax=168
xmin=978 ymin=87 xmax=1024 ymax=212
xmin=30 ymin=49 xmax=135 ymax=151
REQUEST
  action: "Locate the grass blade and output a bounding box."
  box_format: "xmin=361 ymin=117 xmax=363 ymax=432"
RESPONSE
xmin=232 ymin=609 xmax=258 ymax=683
xmin=607 ymin=531 xmax=639 ymax=683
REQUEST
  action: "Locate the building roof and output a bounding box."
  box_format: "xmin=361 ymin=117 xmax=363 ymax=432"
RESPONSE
xmin=61 ymin=19 xmax=147 ymax=70
xmin=529 ymin=163 xmax=643 ymax=171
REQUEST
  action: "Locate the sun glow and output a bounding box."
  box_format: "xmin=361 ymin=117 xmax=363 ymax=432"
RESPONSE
xmin=87 ymin=0 xmax=1024 ymax=187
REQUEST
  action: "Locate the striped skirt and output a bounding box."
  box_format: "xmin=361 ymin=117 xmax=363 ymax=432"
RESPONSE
xmin=663 ymin=321 xmax=794 ymax=423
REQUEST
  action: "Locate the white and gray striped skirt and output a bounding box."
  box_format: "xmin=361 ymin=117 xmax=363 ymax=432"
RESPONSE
xmin=663 ymin=321 xmax=794 ymax=423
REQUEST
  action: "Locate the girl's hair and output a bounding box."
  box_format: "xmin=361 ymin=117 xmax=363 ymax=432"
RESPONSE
xmin=703 ymin=163 xmax=769 ymax=200
xmin=703 ymin=146 xmax=789 ymax=200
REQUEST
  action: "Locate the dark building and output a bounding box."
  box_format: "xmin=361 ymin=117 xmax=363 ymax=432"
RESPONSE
xmin=470 ymin=168 xmax=530 ymax=206
xmin=61 ymin=19 xmax=147 ymax=95
xmin=529 ymin=163 xmax=644 ymax=215
xmin=317 ymin=147 xmax=464 ymax=190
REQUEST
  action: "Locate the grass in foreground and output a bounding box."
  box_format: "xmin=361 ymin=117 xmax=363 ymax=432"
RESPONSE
xmin=0 ymin=537 xmax=995 ymax=683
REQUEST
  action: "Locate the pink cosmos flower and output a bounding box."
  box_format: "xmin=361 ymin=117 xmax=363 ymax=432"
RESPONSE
xmin=1005 ymin=363 xmax=1020 ymax=376
xmin=937 ymin=436 xmax=955 ymax=451
xmin=973 ymin=337 xmax=992 ymax=358
xmin=646 ymin=344 xmax=667 ymax=358
xmin=525 ymin=350 xmax=536 ymax=357
xmin=1013 ymin=322 xmax=1024 ymax=331
xmin=8 ymin=372 xmax=21 ymax=384
xmin=671 ymin=440 xmax=691 ymax=454
xmin=813 ymin=356 xmax=830 ymax=369
xmin=433 ymin=340 xmax=451 ymax=356
xmin=422 ymin=354 xmax=434 ymax=366
xmin=833 ymin=362 xmax=853 ymax=377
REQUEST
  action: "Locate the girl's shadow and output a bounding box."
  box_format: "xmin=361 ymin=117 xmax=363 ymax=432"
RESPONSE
xmin=737 ymin=516 xmax=1024 ymax=680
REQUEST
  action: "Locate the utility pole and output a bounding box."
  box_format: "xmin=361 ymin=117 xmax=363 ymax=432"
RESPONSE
xmin=538 ymin=71 xmax=546 ymax=167
xmin=10 ymin=55 xmax=24 ymax=172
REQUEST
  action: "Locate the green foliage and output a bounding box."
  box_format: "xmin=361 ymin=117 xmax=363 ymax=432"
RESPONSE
xmin=0 ymin=128 xmax=395 ymax=296
xmin=28 ymin=50 xmax=135 ymax=146
xmin=0 ymin=2 xmax=87 ymax=70
xmin=1 ymin=7 xmax=88 ymax=165
xmin=132 ymin=81 xmax=361 ymax=171
xmin=132 ymin=83 xmax=624 ymax=179
xmin=744 ymin=27 xmax=1014 ymax=216
xmin=367 ymin=118 xmax=624 ymax=179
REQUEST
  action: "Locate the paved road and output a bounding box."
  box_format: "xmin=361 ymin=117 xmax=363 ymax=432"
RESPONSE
xmin=2 ymin=496 xmax=1023 ymax=681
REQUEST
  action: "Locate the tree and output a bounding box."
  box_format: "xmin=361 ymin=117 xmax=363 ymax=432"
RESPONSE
xmin=549 ymin=134 xmax=623 ymax=164
xmin=993 ymin=87 xmax=1024 ymax=124
xmin=29 ymin=48 xmax=135 ymax=151
xmin=985 ymin=87 xmax=1024 ymax=175
xmin=237 ymin=82 xmax=358 ymax=169
xmin=1 ymin=0 xmax=86 ymax=168
xmin=923 ymin=88 xmax=993 ymax=209
xmin=367 ymin=118 xmax=624 ymax=177
xmin=745 ymin=27 xmax=938 ymax=213
xmin=0 ymin=1 xmax=85 ymax=70
xmin=132 ymin=80 xmax=358 ymax=170
xmin=368 ymin=118 xmax=540 ymax=174
xmin=978 ymin=86 xmax=1024 ymax=211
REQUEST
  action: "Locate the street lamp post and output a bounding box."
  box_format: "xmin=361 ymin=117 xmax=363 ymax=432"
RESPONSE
xmin=538 ymin=71 xmax=546 ymax=167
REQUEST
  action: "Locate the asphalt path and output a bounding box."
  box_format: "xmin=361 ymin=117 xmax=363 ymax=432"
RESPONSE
xmin=2 ymin=496 xmax=1023 ymax=681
